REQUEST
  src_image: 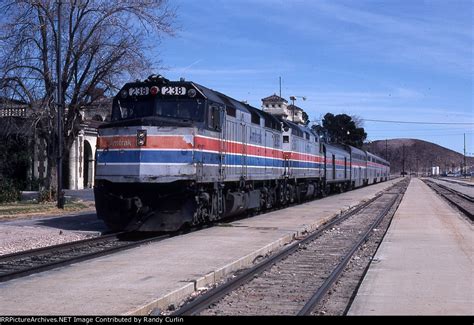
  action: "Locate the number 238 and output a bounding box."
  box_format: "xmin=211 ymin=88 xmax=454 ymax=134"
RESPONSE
xmin=161 ymin=86 xmax=186 ymax=95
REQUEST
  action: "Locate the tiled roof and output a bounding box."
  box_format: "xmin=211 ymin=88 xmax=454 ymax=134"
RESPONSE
xmin=287 ymin=104 xmax=303 ymax=111
xmin=261 ymin=94 xmax=288 ymax=103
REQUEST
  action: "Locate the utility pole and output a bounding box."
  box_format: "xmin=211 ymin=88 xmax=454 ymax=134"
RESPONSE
xmin=402 ymin=144 xmax=405 ymax=176
xmin=464 ymin=133 xmax=466 ymax=177
xmin=56 ymin=0 xmax=64 ymax=209
xmin=385 ymin=139 xmax=388 ymax=160
xmin=288 ymin=95 xmax=306 ymax=123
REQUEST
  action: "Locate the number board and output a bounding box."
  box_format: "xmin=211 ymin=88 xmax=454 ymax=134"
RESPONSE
xmin=161 ymin=86 xmax=187 ymax=95
xmin=128 ymin=87 xmax=149 ymax=96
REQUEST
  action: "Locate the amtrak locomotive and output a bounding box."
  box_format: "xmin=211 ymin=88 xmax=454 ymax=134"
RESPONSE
xmin=94 ymin=75 xmax=390 ymax=232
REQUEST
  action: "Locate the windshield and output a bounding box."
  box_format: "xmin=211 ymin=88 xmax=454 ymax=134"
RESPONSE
xmin=112 ymin=98 xmax=205 ymax=122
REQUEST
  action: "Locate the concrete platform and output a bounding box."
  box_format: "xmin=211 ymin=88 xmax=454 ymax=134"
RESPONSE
xmin=0 ymin=179 xmax=401 ymax=315
xmin=349 ymin=178 xmax=473 ymax=315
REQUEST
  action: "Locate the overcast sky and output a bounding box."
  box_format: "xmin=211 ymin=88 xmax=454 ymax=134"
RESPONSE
xmin=153 ymin=0 xmax=472 ymax=154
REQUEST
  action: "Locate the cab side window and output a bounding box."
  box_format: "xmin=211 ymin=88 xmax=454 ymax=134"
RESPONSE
xmin=209 ymin=105 xmax=222 ymax=131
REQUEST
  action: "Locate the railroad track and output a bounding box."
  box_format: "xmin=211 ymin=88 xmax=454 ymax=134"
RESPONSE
xmin=0 ymin=180 xmax=401 ymax=285
xmin=172 ymin=179 xmax=409 ymax=316
xmin=0 ymin=231 xmax=169 ymax=283
xmin=423 ymin=180 xmax=473 ymax=220
xmin=437 ymin=178 xmax=474 ymax=188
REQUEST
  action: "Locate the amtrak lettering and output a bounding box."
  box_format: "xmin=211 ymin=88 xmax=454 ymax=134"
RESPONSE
xmin=111 ymin=139 xmax=133 ymax=148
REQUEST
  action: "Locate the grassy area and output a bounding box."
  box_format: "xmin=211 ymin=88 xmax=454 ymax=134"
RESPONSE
xmin=0 ymin=201 xmax=93 ymax=219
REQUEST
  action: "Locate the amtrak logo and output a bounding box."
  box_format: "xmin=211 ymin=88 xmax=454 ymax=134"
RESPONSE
xmin=111 ymin=139 xmax=132 ymax=148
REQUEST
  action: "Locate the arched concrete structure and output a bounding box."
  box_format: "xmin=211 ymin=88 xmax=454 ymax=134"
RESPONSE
xmin=68 ymin=127 xmax=98 ymax=190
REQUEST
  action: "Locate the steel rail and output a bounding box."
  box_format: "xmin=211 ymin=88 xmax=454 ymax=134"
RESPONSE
xmin=173 ymin=180 xmax=408 ymax=316
xmin=0 ymin=231 xmax=127 ymax=262
xmin=431 ymin=182 xmax=473 ymax=202
xmin=423 ymin=180 xmax=473 ymax=220
xmin=297 ymin=194 xmax=400 ymax=315
xmin=437 ymin=178 xmax=474 ymax=188
xmin=0 ymin=232 xmax=169 ymax=283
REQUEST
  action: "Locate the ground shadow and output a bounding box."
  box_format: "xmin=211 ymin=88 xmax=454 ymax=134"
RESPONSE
xmin=34 ymin=213 xmax=108 ymax=233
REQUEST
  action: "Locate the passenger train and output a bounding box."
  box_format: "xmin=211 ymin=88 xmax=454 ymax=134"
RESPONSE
xmin=94 ymin=75 xmax=390 ymax=232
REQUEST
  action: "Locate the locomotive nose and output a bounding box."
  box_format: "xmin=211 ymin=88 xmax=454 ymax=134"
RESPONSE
xmin=95 ymin=126 xmax=196 ymax=183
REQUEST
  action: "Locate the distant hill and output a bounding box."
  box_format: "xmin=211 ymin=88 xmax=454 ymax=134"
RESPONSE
xmin=364 ymin=138 xmax=474 ymax=174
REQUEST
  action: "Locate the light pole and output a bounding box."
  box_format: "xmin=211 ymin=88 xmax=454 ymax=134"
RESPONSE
xmin=463 ymin=133 xmax=466 ymax=177
xmin=289 ymin=95 xmax=306 ymax=122
xmin=289 ymin=96 xmax=295 ymax=122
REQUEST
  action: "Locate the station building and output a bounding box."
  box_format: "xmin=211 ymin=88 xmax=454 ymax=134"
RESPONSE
xmin=261 ymin=94 xmax=305 ymax=124
xmin=0 ymin=97 xmax=111 ymax=190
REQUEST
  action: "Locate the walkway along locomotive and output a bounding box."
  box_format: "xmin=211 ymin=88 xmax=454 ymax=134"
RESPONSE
xmin=94 ymin=75 xmax=390 ymax=231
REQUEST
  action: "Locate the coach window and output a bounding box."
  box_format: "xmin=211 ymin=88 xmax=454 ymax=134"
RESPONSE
xmin=344 ymin=157 xmax=347 ymax=178
xmin=332 ymin=154 xmax=336 ymax=179
xmin=283 ymin=135 xmax=289 ymax=143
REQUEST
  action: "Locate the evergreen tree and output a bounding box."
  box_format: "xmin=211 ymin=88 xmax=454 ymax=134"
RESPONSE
xmin=321 ymin=113 xmax=367 ymax=147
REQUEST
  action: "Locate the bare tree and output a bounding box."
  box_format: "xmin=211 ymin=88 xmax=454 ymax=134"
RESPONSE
xmin=0 ymin=0 xmax=175 ymax=193
xmin=350 ymin=114 xmax=364 ymax=128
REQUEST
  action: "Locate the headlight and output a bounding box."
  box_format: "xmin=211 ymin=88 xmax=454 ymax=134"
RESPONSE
xmin=150 ymin=86 xmax=159 ymax=96
xmin=187 ymin=89 xmax=197 ymax=98
xmin=137 ymin=130 xmax=147 ymax=146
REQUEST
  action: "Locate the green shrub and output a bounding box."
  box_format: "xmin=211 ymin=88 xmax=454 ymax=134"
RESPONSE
xmin=38 ymin=187 xmax=56 ymax=203
xmin=28 ymin=177 xmax=43 ymax=191
xmin=0 ymin=135 xmax=30 ymax=191
xmin=0 ymin=179 xmax=21 ymax=203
